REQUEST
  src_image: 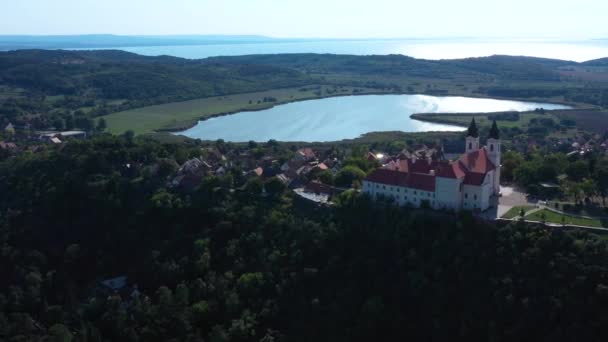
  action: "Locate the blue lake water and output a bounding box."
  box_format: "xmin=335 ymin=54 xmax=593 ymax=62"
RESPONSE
xmin=84 ymin=38 xmax=608 ymax=62
xmin=177 ymin=94 xmax=570 ymax=142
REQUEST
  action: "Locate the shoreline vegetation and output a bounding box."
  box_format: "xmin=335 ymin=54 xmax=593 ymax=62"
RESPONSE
xmin=109 ymin=85 xmax=388 ymax=135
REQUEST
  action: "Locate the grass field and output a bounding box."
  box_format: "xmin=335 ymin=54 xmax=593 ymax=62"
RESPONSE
xmin=410 ymin=111 xmax=564 ymax=129
xmin=104 ymin=85 xmax=384 ymax=135
xmin=410 ymin=108 xmax=608 ymax=138
xmin=501 ymin=205 xmax=535 ymax=219
xmin=526 ymin=209 xmax=608 ymax=228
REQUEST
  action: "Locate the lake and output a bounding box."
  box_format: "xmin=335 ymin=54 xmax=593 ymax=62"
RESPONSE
xmin=177 ymin=94 xmax=570 ymax=142
xmin=84 ymin=38 xmax=608 ymax=62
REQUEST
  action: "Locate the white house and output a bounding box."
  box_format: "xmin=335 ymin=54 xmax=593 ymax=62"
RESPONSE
xmin=362 ymin=119 xmax=501 ymax=212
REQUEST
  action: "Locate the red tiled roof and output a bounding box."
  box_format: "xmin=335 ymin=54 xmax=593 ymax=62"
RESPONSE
xmin=297 ymin=148 xmax=316 ymax=159
xmin=463 ymin=172 xmax=486 ymax=186
xmin=316 ymin=163 xmax=328 ymax=171
xmin=0 ymin=141 xmax=17 ymax=150
xmin=385 ymin=159 xmax=409 ymax=173
xmin=436 ymin=161 xmax=465 ymax=179
xmin=459 ymin=148 xmax=496 ymax=174
xmin=305 ymin=181 xmax=335 ymax=195
xmin=365 ymin=168 xmax=435 ymax=192
xmin=367 ymin=147 xmax=495 ymax=190
xmin=366 ymin=168 xmax=409 ymax=186
xmin=384 ymin=158 xmax=439 ymax=174
xmin=407 ymin=173 xmax=436 ymax=192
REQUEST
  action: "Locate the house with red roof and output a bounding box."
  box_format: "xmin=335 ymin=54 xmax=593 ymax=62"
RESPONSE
xmin=362 ymin=119 xmax=501 ymax=211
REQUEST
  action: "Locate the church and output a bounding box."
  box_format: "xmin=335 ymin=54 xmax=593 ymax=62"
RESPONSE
xmin=362 ymin=119 xmax=501 ymax=212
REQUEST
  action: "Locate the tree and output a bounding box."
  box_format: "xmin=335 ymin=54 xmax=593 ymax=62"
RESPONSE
xmin=265 ymin=177 xmax=286 ymax=197
xmin=579 ymin=179 xmax=596 ymax=202
xmin=64 ymin=115 xmax=74 ymax=130
xmin=319 ymin=170 xmax=334 ymax=185
xmin=566 ymin=160 xmax=589 ymax=181
xmin=245 ymin=177 xmax=263 ymax=195
xmin=48 ymin=324 xmax=73 ymax=342
xmin=593 ymin=160 xmax=608 ymax=205
xmin=123 ymin=130 xmax=135 ymax=143
xmin=97 ymin=118 xmax=107 ymax=132
xmin=334 ymin=166 xmax=366 ymax=188
xmin=52 ymin=118 xmax=64 ymax=130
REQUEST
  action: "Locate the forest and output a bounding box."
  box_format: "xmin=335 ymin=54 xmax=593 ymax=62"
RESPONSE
xmin=1 ymin=135 xmax=608 ymax=341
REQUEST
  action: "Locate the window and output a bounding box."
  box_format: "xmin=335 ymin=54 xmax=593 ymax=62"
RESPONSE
xmin=498 ymin=145 xmax=500 ymax=152
xmin=433 ymin=193 xmax=436 ymax=198
xmin=465 ymin=193 xmax=468 ymax=199
xmin=404 ymin=196 xmax=407 ymax=200
xmin=474 ymin=194 xmax=477 ymax=200
xmin=469 ymin=142 xmax=472 ymax=149
xmin=490 ymin=144 xmax=494 ymax=152
xmin=414 ymin=191 xmax=417 ymax=195
xmin=376 ymin=184 xmax=379 ymax=188
xmin=382 ymin=185 xmax=386 ymax=189
xmin=397 ymin=188 xmax=400 ymax=192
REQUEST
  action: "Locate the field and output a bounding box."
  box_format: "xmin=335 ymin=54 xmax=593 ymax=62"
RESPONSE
xmin=410 ymin=111 xmax=553 ymax=129
xmin=410 ymin=108 xmax=608 ymax=136
xmin=552 ymin=109 xmax=608 ymax=134
xmin=104 ymin=85 xmax=384 ymax=135
xmin=526 ymin=209 xmax=608 ymax=228
xmin=501 ymin=205 xmax=535 ymax=219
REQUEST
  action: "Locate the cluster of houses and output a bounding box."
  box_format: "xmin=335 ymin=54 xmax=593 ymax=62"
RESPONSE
xmin=562 ymin=133 xmax=608 ymax=157
xmin=171 ymin=146 xmax=344 ymax=200
xmin=1 ymin=122 xmax=89 ymax=156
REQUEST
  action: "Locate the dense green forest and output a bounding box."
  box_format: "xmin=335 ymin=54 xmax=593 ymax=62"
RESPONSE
xmin=1 ymin=135 xmax=608 ymax=341
xmin=1 ymin=50 xmax=608 ymax=132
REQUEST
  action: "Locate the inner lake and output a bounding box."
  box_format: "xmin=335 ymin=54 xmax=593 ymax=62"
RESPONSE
xmin=177 ymin=94 xmax=570 ymax=142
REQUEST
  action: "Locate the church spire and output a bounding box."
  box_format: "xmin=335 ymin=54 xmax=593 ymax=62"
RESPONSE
xmin=489 ymin=120 xmax=500 ymax=139
xmin=467 ymin=118 xmax=479 ymax=138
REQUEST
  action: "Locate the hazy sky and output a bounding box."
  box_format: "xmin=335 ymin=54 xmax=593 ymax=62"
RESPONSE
xmin=2 ymin=0 xmax=606 ymax=38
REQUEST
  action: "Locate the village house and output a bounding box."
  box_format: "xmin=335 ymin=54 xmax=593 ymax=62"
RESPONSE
xmin=363 ymin=119 xmax=502 ymax=212
xmin=4 ymin=123 xmax=15 ymax=135
xmin=40 ymin=130 xmax=86 ymax=144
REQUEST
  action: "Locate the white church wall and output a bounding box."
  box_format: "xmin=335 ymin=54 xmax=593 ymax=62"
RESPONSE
xmin=435 ymin=177 xmax=462 ymax=211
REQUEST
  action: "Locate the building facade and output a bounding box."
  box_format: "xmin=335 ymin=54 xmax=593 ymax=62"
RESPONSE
xmin=362 ymin=119 xmax=501 ymax=212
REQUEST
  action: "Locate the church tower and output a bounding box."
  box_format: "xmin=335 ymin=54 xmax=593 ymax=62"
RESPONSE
xmin=465 ymin=118 xmax=480 ymax=153
xmin=487 ymin=120 xmax=501 ymax=195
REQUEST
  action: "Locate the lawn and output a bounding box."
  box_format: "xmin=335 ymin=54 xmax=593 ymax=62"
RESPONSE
xmin=104 ymin=85 xmax=383 ymax=135
xmin=501 ymin=205 xmax=535 ymax=219
xmin=526 ymin=209 xmax=608 ymax=228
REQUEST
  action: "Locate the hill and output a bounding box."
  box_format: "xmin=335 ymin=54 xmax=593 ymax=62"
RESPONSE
xmin=0 ymin=50 xmax=607 ymax=133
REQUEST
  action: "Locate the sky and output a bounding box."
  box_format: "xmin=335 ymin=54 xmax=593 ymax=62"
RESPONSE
xmin=1 ymin=0 xmax=607 ymax=39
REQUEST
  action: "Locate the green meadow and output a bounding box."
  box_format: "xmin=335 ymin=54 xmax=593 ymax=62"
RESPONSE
xmin=104 ymin=85 xmax=383 ymax=135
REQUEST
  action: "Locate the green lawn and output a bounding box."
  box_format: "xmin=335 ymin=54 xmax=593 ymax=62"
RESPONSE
xmin=526 ymin=209 xmax=608 ymax=228
xmin=104 ymin=85 xmax=383 ymax=135
xmin=501 ymin=205 xmax=535 ymax=219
